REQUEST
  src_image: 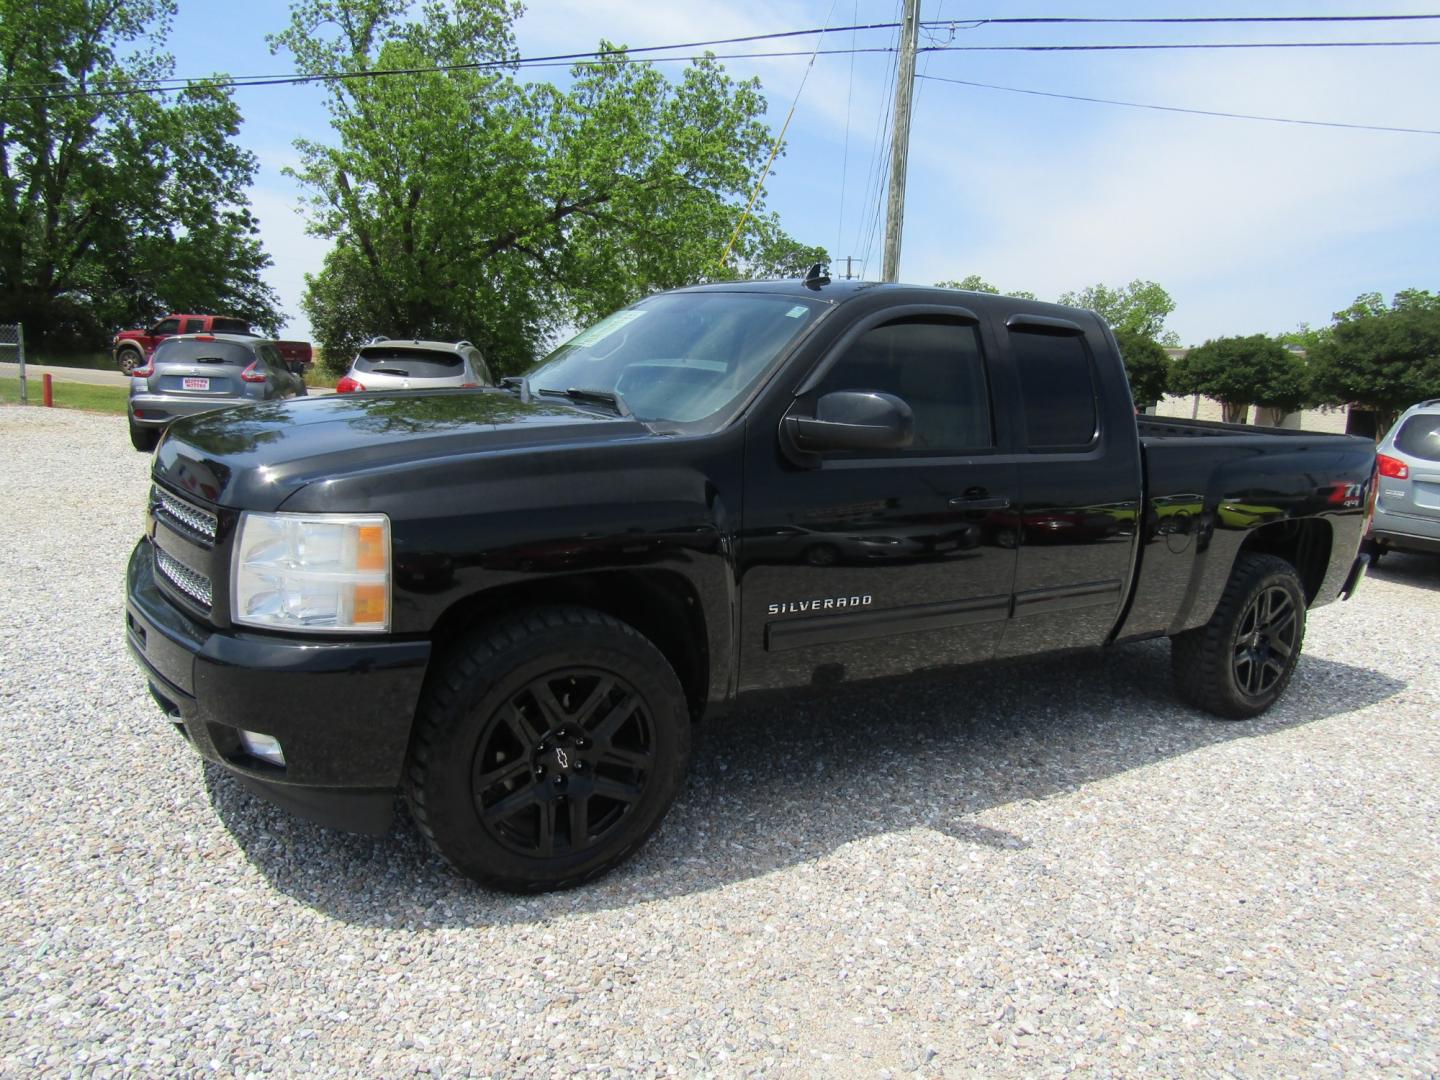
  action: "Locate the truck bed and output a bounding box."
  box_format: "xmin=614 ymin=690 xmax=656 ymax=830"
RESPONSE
xmin=1138 ymin=415 xmax=1358 ymax=442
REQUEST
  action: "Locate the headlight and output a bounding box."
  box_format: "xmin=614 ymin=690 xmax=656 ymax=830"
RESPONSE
xmin=231 ymin=512 xmax=391 ymax=633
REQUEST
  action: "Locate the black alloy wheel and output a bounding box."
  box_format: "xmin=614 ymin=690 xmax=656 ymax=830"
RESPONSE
xmin=406 ymin=607 xmax=690 ymax=892
xmin=473 ymin=668 xmax=656 ymax=858
xmin=1171 ymin=552 xmax=1307 ymax=719
xmin=1231 ymin=585 xmax=1298 ymax=699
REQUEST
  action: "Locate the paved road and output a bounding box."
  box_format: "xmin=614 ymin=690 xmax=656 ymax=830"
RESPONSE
xmin=0 ymin=361 xmax=334 ymax=395
xmin=0 ymin=361 xmax=129 ymax=388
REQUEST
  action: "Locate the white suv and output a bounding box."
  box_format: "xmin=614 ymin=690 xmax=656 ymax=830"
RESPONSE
xmin=336 ymin=339 xmax=493 ymax=393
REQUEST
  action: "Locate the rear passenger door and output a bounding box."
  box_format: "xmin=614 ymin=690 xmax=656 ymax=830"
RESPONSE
xmin=738 ymin=307 xmax=1021 ymax=691
xmin=996 ymin=314 xmax=1141 ymax=657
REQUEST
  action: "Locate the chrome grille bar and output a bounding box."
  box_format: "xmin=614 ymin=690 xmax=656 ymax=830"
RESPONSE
xmin=152 ymin=486 xmax=218 ymax=543
xmin=155 ymin=547 xmax=213 ymax=609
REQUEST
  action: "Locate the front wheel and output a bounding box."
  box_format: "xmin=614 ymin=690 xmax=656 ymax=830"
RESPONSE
xmin=1171 ymin=553 xmax=1306 ymax=719
xmin=116 ymin=347 xmax=143 ymax=375
xmin=405 ymin=607 xmax=691 ymax=892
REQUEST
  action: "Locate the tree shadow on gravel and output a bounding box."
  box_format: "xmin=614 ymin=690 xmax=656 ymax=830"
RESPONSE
xmin=1368 ymin=550 xmax=1440 ymax=593
xmin=204 ymin=641 xmax=1404 ymax=927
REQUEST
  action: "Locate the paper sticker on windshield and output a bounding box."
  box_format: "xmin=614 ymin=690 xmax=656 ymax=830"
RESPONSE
xmin=568 ymin=308 xmax=649 ymax=349
xmin=785 ymin=305 xmax=809 ymax=319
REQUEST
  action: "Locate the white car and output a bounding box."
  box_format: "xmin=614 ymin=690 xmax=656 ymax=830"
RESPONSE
xmin=335 ymin=339 xmax=493 ymax=393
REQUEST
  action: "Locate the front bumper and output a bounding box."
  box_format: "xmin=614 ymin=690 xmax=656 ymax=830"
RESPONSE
xmin=125 ymin=540 xmax=432 ymax=833
xmin=128 ymin=392 xmax=245 ymax=429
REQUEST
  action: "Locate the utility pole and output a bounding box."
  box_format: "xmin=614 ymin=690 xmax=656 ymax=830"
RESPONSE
xmin=881 ymin=0 xmax=921 ymax=283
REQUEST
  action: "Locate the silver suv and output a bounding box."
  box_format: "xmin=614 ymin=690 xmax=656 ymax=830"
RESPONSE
xmin=128 ymin=334 xmax=308 ymax=452
xmin=336 ymin=339 xmax=493 ymax=393
xmin=1368 ymin=398 xmax=1440 ymax=563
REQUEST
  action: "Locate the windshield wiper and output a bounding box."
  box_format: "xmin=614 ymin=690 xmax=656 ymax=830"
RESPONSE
xmin=534 ymin=386 xmax=631 ymax=417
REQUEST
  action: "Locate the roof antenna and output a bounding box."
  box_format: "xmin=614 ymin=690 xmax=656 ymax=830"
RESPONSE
xmin=803 ymin=262 xmax=830 ymax=290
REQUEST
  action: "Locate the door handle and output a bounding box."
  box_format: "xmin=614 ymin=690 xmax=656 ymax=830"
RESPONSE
xmin=949 ymin=495 xmax=1011 ymax=510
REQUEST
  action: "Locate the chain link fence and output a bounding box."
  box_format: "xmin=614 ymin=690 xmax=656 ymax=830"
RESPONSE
xmin=0 ymin=323 xmax=26 ymax=403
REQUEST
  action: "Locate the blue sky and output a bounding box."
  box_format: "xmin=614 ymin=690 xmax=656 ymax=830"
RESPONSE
xmin=167 ymin=0 xmax=1440 ymax=346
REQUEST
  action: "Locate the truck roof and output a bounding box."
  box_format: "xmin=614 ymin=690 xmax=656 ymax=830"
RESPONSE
xmin=674 ymin=278 xmax=1097 ymax=321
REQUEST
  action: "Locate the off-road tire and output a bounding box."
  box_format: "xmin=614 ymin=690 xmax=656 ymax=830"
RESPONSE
xmin=117 ymin=347 xmax=143 ymax=375
xmin=1171 ymin=552 xmax=1306 ymax=719
xmin=129 ymin=422 xmax=159 ymax=452
xmin=405 ymin=606 xmax=691 ymax=892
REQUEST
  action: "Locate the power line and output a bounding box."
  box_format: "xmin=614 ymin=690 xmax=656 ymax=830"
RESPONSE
xmin=719 ymin=0 xmax=842 ymax=268
xmin=944 ymin=14 xmax=1440 ymax=25
xmin=836 ymin=0 xmax=860 ymax=259
xmin=916 ymin=72 xmax=1440 ymax=136
xmin=917 ymin=39 xmax=1440 ymax=52
xmin=0 ymin=23 xmax=904 ymax=100
xmin=9 ymin=26 xmax=1440 ymax=103
xmin=0 ymin=47 xmax=900 ymax=103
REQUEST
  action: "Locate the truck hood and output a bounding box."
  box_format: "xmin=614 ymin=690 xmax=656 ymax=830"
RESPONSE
xmin=153 ymin=390 xmax=651 ymax=509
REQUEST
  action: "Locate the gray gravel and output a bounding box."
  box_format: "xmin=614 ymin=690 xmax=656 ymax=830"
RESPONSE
xmin=2 ymin=404 xmax=1438 ymax=1077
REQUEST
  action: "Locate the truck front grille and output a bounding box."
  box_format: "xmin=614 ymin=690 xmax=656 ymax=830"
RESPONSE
xmin=155 ymin=547 xmax=213 ymax=609
xmin=152 ymin=486 xmax=218 ymax=544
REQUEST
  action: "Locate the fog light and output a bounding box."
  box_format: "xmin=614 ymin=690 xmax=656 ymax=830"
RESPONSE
xmin=238 ymin=730 xmax=286 ymax=767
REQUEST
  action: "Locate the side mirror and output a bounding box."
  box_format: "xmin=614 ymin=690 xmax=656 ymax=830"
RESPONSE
xmin=785 ymin=391 xmax=914 ymax=454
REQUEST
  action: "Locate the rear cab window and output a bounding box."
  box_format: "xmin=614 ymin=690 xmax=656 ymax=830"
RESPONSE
xmin=1009 ymin=326 xmax=1100 ymax=451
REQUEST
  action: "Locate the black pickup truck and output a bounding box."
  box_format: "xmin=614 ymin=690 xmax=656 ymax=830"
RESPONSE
xmin=126 ymin=280 xmax=1374 ymax=891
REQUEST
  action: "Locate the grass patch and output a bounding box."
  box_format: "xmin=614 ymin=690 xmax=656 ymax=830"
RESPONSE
xmin=0 ymin=376 xmax=129 ymax=415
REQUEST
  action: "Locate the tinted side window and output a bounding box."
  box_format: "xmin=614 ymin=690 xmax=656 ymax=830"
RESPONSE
xmin=182 ymin=318 xmax=206 ymax=334
xmin=211 ymin=318 xmax=252 ymax=335
xmin=815 ymin=317 xmax=991 ymax=452
xmin=1011 ymin=329 xmax=1098 ymax=450
xmin=153 ymin=319 xmax=180 ymax=336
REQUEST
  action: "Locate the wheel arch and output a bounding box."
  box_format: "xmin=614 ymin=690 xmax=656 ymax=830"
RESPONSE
xmin=425 ymin=569 xmax=712 ymax=721
xmin=1237 ymin=518 xmax=1333 ymax=604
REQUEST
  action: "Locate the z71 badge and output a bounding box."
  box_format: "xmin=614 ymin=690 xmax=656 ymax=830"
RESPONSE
xmin=768 ymin=594 xmax=873 ymax=616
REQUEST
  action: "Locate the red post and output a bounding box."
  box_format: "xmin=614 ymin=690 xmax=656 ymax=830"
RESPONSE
xmin=42 ymin=372 xmax=53 ymax=407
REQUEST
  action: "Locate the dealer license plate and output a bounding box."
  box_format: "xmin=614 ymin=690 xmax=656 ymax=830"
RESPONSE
xmin=182 ymin=377 xmax=210 ymax=390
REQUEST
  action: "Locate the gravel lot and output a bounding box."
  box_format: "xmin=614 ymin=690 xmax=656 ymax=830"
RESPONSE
xmin=2 ymin=405 xmax=1437 ymax=1077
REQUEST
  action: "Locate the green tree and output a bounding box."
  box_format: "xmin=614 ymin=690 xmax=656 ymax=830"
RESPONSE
xmin=1309 ymin=290 xmax=1440 ymax=434
xmin=934 ymin=274 xmax=1036 ymax=300
xmin=0 ymin=0 xmax=281 ymax=350
xmin=1059 ymin=279 xmax=1180 ymax=346
xmin=1276 ymin=321 xmax=1329 ymax=354
xmin=1112 ymin=328 xmax=1171 ymax=407
xmin=1171 ymin=333 xmax=1311 ymax=424
xmin=272 ymin=0 xmax=824 ymax=375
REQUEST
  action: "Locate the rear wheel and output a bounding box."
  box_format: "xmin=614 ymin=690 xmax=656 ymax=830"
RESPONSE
xmin=405 ymin=606 xmax=691 ymax=892
xmin=1171 ymin=553 xmax=1306 ymax=719
xmin=129 ymin=422 xmax=159 ymax=452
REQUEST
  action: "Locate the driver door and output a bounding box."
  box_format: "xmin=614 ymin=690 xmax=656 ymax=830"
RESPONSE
xmin=737 ymin=311 xmax=1020 ymax=692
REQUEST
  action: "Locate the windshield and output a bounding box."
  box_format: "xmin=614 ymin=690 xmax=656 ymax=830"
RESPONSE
xmin=527 ymin=292 xmax=825 ymax=426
